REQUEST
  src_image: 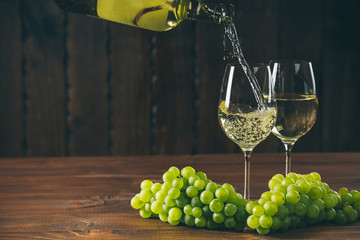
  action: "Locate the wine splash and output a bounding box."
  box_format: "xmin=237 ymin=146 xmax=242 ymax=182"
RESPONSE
xmin=223 ymin=23 xmax=266 ymax=107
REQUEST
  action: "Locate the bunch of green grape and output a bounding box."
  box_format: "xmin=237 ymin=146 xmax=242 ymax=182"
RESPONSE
xmin=246 ymin=172 xmax=360 ymax=235
xmin=130 ymin=166 xmax=249 ymax=230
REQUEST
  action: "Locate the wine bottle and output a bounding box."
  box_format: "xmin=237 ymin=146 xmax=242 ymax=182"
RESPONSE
xmin=54 ymin=0 xmax=234 ymax=31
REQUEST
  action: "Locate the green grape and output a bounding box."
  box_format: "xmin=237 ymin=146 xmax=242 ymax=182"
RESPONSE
xmin=353 ymin=192 xmax=360 ymax=203
xmin=258 ymin=197 xmax=268 ymax=206
xmin=172 ymin=178 xmax=183 ymax=189
xmin=273 ymin=184 xmax=287 ymax=195
xmin=195 ymin=216 xmax=207 ymax=227
xmin=312 ymin=199 xmax=325 ymax=211
xmin=338 ymin=187 xmax=348 ymax=196
xmin=318 ymin=209 xmax=326 ymax=223
xmin=212 ymin=212 xmax=225 ymax=223
xmin=186 ymin=186 xmax=199 ymax=198
xmin=162 ymin=203 xmax=171 ymax=213
xmin=184 ymin=204 xmax=193 ymax=216
xmin=202 ymin=205 xmax=212 ymax=218
xmin=268 ymin=178 xmax=281 ymax=190
xmin=257 ymin=226 xmax=270 ymax=235
xmin=207 ymin=219 xmax=218 ymax=229
xmin=188 ymin=175 xmax=200 ymax=185
xmin=194 ymin=179 xmax=206 ymax=190
xmin=234 ymin=207 xmax=248 ymax=222
xmin=270 ymin=216 xmax=282 ymax=232
xmin=192 ymin=207 xmax=202 ymax=218
xmin=252 ymin=205 xmax=265 ymax=217
xmin=321 ymin=182 xmax=330 ymax=193
xmin=161 ymin=182 xmax=172 ymax=192
xmin=295 ymin=202 xmax=307 ymax=217
xmin=341 ymin=193 xmax=354 ymax=205
xmin=308 ymin=186 xmax=323 ymax=200
xmin=168 ymin=187 xmax=181 ymax=199
xmin=210 ymin=199 xmax=224 ymax=213
xmin=246 ymin=201 xmax=259 ymax=214
xmin=307 ymin=204 xmax=320 ymax=219
xmin=155 ymin=190 xmax=167 ymax=202
xmin=200 ymin=190 xmax=214 ymax=205
xmin=296 ymin=179 xmax=311 ymax=194
xmin=247 ymin=215 xmax=260 ymax=229
xmin=139 ymin=189 xmax=152 ymax=203
xmin=286 ymin=190 xmax=300 ymax=204
xmin=205 ymin=182 xmax=218 ymax=193
xmin=163 ymin=171 xmax=176 ymax=183
xmin=263 ymin=201 xmax=278 ymax=216
xmin=180 ymin=177 xmax=189 ymax=191
xmin=151 ymin=200 xmax=163 ymax=214
xmin=299 ymin=194 xmax=310 ymax=206
xmin=271 ymin=192 xmax=285 ymax=206
xmin=334 ymin=209 xmax=348 ymax=225
xmin=280 ymin=216 xmax=291 ymax=231
xmin=226 ymin=192 xmax=242 ymax=206
xmin=273 ymin=173 xmax=285 ymax=181
xmin=184 ymin=215 xmax=195 ymax=226
xmin=181 ymin=166 xmax=196 ymax=179
xmin=310 ymin=172 xmax=321 ymax=182
xmin=287 ymin=184 xmax=301 ymax=193
xmin=168 ymin=166 xmax=180 ymax=177
xmin=196 ymin=171 xmax=207 ymax=181
xmin=191 ymin=196 xmax=203 ymax=207
xmin=239 ymin=198 xmax=248 ymax=208
xmin=259 ymin=214 xmax=273 ymax=228
xmin=140 ymin=179 xmax=153 ymax=190
xmin=224 ymin=217 xmax=236 ymax=228
xmin=165 ymin=195 xmax=176 ymax=207
xmin=168 ymin=217 xmax=180 ymax=226
xmin=261 ymin=191 xmax=272 ymax=200
xmin=224 ymin=203 xmax=237 ymax=217
xmin=303 ymin=174 xmax=315 ymax=183
xmin=348 ymin=209 xmax=358 ymax=223
xmin=140 ymin=207 xmax=152 ymax=218
xmin=324 ymin=195 xmax=337 ymax=208
xmin=276 ymin=205 xmax=289 ymax=220
xmin=159 ymin=212 xmax=168 ymax=222
xmin=175 ymin=192 xmax=189 ymax=208
xmin=131 ymin=195 xmax=144 ymax=209
xmin=215 ymin=187 xmax=229 ymax=202
xmin=354 ymin=204 xmax=360 ymax=216
xmin=289 ymin=215 xmax=300 ymax=228
xmin=281 ymin=177 xmax=295 ymax=187
xmin=151 ymin=182 xmax=162 ymax=194
xmin=222 ymin=183 xmax=236 ymax=193
xmin=286 ymin=172 xmax=298 ymax=181
xmin=343 ymin=205 xmax=352 ymax=215
xmin=144 ymin=202 xmax=151 ymax=212
xmin=284 ymin=202 xmax=295 ymax=215
xmin=325 ymin=208 xmax=336 ymax=221
xmin=168 ymin=207 xmax=182 ymax=221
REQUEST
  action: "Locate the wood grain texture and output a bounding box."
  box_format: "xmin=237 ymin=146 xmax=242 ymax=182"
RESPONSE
xmin=0 ymin=153 xmax=359 ymax=239
xmin=22 ymin=0 xmax=66 ymax=157
xmin=0 ymin=0 xmax=23 ymax=157
xmin=67 ymin=14 xmax=109 ymax=156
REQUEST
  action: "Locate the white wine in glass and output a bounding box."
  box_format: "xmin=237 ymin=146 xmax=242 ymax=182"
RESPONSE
xmin=270 ymin=60 xmax=318 ymax=175
xmin=218 ymin=63 xmax=277 ymax=200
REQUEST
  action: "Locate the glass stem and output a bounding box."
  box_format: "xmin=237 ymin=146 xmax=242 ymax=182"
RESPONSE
xmin=284 ymin=144 xmax=294 ymax=176
xmin=243 ymin=150 xmax=252 ymax=201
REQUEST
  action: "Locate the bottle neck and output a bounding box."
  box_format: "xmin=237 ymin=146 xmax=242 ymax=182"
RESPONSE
xmin=183 ymin=0 xmax=234 ymax=25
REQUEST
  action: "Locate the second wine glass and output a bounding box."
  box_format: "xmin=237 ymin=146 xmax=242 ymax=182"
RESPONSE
xmin=218 ymin=63 xmax=277 ymax=200
xmin=270 ymin=60 xmax=318 ymax=175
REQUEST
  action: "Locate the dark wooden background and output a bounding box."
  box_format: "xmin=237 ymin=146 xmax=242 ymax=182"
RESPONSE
xmin=1 ymin=0 xmax=360 ymax=158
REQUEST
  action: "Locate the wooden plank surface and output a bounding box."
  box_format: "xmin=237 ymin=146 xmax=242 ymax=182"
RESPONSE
xmin=0 ymin=153 xmax=359 ymax=239
xmin=22 ymin=0 xmax=66 ymax=157
xmin=0 ymin=0 xmax=23 ymax=157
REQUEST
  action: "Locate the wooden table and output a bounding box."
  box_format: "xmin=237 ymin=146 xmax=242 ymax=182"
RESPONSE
xmin=0 ymin=153 xmax=359 ymax=239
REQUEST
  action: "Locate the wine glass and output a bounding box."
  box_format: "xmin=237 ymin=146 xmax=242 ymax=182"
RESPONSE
xmin=270 ymin=60 xmax=318 ymax=175
xmin=218 ymin=63 xmax=277 ymax=200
